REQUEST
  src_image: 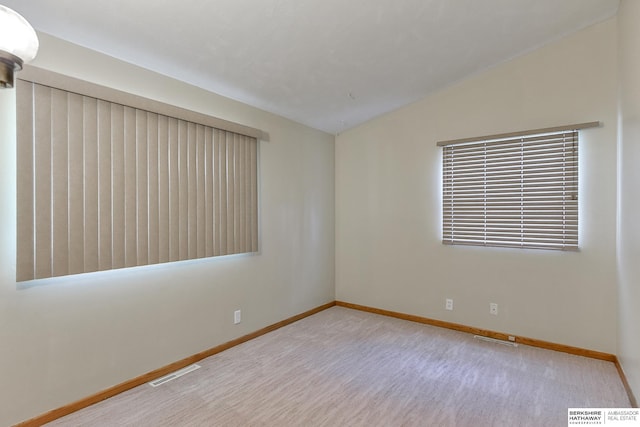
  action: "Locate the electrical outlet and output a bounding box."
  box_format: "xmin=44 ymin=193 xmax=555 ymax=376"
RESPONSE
xmin=445 ymin=298 xmax=454 ymax=311
xmin=234 ymin=310 xmax=241 ymax=324
xmin=490 ymin=303 xmax=498 ymax=315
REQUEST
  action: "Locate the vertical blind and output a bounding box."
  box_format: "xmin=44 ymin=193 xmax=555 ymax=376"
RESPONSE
xmin=438 ymin=123 xmax=597 ymax=251
xmin=16 ymin=79 xmax=259 ymax=281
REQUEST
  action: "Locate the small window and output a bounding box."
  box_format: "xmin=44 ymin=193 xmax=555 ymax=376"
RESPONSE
xmin=438 ymin=122 xmax=598 ymax=251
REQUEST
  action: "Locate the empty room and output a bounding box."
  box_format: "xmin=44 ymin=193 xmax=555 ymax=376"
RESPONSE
xmin=1 ymin=0 xmax=639 ymax=426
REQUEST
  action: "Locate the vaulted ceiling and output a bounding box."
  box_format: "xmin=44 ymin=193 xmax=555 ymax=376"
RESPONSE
xmin=4 ymin=0 xmax=620 ymax=134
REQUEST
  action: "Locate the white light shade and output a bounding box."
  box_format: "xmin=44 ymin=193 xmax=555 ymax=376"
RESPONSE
xmin=0 ymin=5 xmax=39 ymax=64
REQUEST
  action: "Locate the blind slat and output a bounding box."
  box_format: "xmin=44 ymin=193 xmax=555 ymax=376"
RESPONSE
xmin=111 ymin=104 xmax=126 ymax=269
xmin=16 ymin=80 xmax=35 ymax=281
xmin=51 ymin=89 xmax=69 ymax=277
xmin=158 ymin=115 xmax=170 ymax=264
xmin=98 ymin=100 xmax=113 ymax=270
xmin=148 ymin=113 xmax=160 ymax=265
xmin=34 ymin=84 xmax=52 ymax=279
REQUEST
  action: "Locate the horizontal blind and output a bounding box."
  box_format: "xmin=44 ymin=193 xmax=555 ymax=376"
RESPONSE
xmin=16 ymin=80 xmax=258 ymax=281
xmin=442 ymin=130 xmax=578 ymax=251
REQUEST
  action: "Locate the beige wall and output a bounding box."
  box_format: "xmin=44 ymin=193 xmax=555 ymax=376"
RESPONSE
xmin=336 ymin=19 xmax=619 ymax=354
xmin=617 ymin=0 xmax=640 ymax=403
xmin=0 ymin=34 xmax=335 ymax=426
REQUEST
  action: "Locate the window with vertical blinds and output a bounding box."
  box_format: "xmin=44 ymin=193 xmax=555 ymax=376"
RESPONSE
xmin=438 ymin=122 xmax=598 ymax=251
xmin=16 ymin=70 xmax=261 ymax=281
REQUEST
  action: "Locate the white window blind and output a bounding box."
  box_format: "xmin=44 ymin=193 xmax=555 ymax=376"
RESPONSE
xmin=438 ymin=122 xmax=598 ymax=251
xmin=16 ymin=71 xmax=260 ymax=281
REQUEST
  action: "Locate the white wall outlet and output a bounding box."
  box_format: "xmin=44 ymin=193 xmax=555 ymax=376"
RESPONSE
xmin=445 ymin=298 xmax=454 ymax=311
xmin=490 ymin=303 xmax=498 ymax=315
xmin=234 ymin=310 xmax=241 ymax=324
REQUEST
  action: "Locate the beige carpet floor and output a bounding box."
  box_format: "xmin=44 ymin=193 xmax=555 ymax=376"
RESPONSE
xmin=46 ymin=306 xmax=631 ymax=426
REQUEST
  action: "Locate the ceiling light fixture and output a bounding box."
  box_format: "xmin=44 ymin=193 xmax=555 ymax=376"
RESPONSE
xmin=0 ymin=4 xmax=39 ymax=88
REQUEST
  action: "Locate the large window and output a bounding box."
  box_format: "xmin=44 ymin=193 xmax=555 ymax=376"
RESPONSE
xmin=16 ymin=68 xmax=261 ymax=281
xmin=438 ymin=122 xmax=598 ymax=251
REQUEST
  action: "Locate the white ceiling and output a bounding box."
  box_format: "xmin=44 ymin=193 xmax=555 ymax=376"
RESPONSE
xmin=3 ymin=0 xmax=619 ymax=134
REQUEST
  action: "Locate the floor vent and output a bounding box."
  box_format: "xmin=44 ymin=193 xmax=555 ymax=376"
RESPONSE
xmin=473 ymin=335 xmax=518 ymax=347
xmin=148 ymin=364 xmax=201 ymax=387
